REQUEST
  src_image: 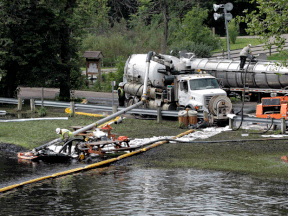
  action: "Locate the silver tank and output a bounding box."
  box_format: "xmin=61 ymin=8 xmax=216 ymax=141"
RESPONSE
xmin=190 ymin=58 xmax=288 ymax=89
xmin=124 ymin=54 xmax=180 ymax=87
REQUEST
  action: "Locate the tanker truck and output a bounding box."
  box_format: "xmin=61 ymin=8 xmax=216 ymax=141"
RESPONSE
xmin=122 ymin=52 xmax=232 ymax=121
xmin=189 ymin=57 xmax=288 ymax=101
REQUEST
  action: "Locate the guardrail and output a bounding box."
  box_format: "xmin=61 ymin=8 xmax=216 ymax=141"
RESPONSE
xmin=0 ymin=97 xmax=184 ymax=118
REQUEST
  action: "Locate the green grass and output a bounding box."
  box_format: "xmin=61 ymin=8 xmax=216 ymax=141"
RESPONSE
xmin=0 ymin=105 xmax=101 ymax=149
xmin=268 ymin=53 xmax=288 ymax=61
xmin=213 ymin=38 xmax=262 ymax=53
xmin=112 ymin=118 xmax=187 ymax=139
xmin=0 ymin=104 xmax=186 ymax=149
xmin=129 ymin=129 xmax=288 ymax=180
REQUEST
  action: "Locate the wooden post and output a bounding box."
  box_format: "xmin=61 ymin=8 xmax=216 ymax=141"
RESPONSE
xmin=70 ymin=101 xmax=75 ymax=117
xmin=18 ymin=112 xmax=22 ymax=119
xmin=281 ymin=118 xmax=286 ymax=134
xmin=269 ymin=46 xmax=271 ymax=56
xmin=98 ymin=59 xmax=102 ymax=84
xmin=30 ymin=99 xmax=35 ymax=112
xmin=41 ymin=87 xmax=44 ymax=107
xmin=157 ymin=106 xmax=162 ymax=123
xmin=86 ymin=61 xmax=89 ymax=87
xmin=17 ymin=97 xmax=22 ymax=111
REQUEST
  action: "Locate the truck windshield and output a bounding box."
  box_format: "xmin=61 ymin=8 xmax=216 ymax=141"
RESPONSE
xmin=189 ymin=78 xmax=219 ymax=90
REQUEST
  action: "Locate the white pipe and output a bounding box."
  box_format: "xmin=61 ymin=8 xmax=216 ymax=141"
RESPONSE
xmin=0 ymin=117 xmax=68 ymax=122
xmin=142 ymin=51 xmax=154 ymax=101
xmin=34 ymin=100 xmax=144 ymax=152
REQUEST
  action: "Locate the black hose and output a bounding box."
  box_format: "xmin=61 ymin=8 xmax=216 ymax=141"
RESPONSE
xmin=231 ymin=57 xmax=274 ymax=133
xmin=249 ymin=115 xmax=274 ymax=134
xmin=138 ymin=137 xmax=288 ymax=148
xmin=232 ymin=59 xmax=251 ymax=131
xmin=58 ymin=138 xmax=85 ymax=154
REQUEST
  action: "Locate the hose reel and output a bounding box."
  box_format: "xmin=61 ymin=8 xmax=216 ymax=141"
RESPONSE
xmin=208 ymin=95 xmax=232 ymax=119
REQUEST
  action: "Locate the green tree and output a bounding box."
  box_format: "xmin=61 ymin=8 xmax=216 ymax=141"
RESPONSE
xmin=172 ymin=6 xmax=219 ymax=49
xmin=228 ymin=18 xmax=239 ymax=44
xmin=76 ymin=0 xmax=110 ymax=34
xmin=130 ymin=0 xmax=197 ymax=54
xmin=239 ymin=0 xmax=288 ymax=60
xmin=0 ymin=0 xmax=83 ymax=100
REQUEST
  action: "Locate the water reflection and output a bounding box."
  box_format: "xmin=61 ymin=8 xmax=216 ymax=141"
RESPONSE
xmin=1 ymin=166 xmax=288 ymax=215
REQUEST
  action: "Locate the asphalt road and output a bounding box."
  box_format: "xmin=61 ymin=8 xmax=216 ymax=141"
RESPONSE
xmin=19 ymin=87 xmax=118 ymax=107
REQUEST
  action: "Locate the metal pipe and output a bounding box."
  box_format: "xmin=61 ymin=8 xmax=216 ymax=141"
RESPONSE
xmin=224 ymin=8 xmax=230 ymax=59
xmin=33 ymin=100 xmax=144 ymax=152
xmin=142 ymin=51 xmax=154 ymax=101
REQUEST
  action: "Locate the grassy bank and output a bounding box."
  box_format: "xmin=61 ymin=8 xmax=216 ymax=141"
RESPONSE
xmin=214 ymin=38 xmax=262 ymax=53
xmin=2 ymin=104 xmax=288 ymax=180
xmin=0 ymin=104 xmax=186 ymax=149
xmin=0 ymin=105 xmax=101 ymax=149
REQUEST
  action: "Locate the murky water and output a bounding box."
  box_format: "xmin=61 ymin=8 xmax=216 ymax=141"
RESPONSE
xmin=1 ymin=152 xmax=288 ymax=215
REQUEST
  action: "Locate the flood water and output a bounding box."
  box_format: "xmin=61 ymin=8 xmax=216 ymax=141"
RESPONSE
xmin=1 ymin=151 xmax=288 ymax=215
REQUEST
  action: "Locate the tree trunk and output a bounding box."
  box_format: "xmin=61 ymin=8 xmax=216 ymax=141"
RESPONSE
xmin=0 ymin=63 xmax=19 ymax=98
xmin=161 ymin=0 xmax=168 ymax=54
xmin=58 ymin=0 xmax=77 ymax=101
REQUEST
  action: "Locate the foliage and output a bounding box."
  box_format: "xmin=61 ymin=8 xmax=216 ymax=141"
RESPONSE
xmin=93 ymin=56 xmax=126 ymax=91
xmin=239 ymin=0 xmax=288 ymax=63
xmin=38 ymin=106 xmax=47 ymax=117
xmin=228 ymin=18 xmax=239 ymax=44
xmin=130 ymin=0 xmax=197 ymax=53
xmin=172 ymin=6 xmax=220 ymax=50
xmin=0 ymin=0 xmax=83 ymax=100
xmin=168 ymin=41 xmax=214 ymax=58
xmin=76 ymin=0 xmax=110 ymax=34
xmin=80 ymin=19 xmax=162 ymax=66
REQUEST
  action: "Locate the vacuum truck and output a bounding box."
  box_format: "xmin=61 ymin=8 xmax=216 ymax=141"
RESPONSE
xmin=122 ymin=52 xmax=232 ymax=121
xmin=189 ymin=57 xmax=288 ymax=101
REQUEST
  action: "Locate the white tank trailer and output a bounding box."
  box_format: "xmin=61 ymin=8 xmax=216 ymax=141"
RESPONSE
xmin=189 ymin=58 xmax=288 ymax=100
xmin=123 ymin=52 xmax=233 ymax=120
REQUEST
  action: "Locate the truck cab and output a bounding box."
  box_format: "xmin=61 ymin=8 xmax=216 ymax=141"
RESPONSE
xmin=177 ymin=74 xmax=227 ymax=112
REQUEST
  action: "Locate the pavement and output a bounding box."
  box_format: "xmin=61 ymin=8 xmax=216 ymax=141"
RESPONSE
xmin=19 ymin=87 xmax=114 ymax=100
xmin=18 ymin=87 xmax=118 ymax=107
xmin=18 ymin=87 xmax=257 ymax=116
